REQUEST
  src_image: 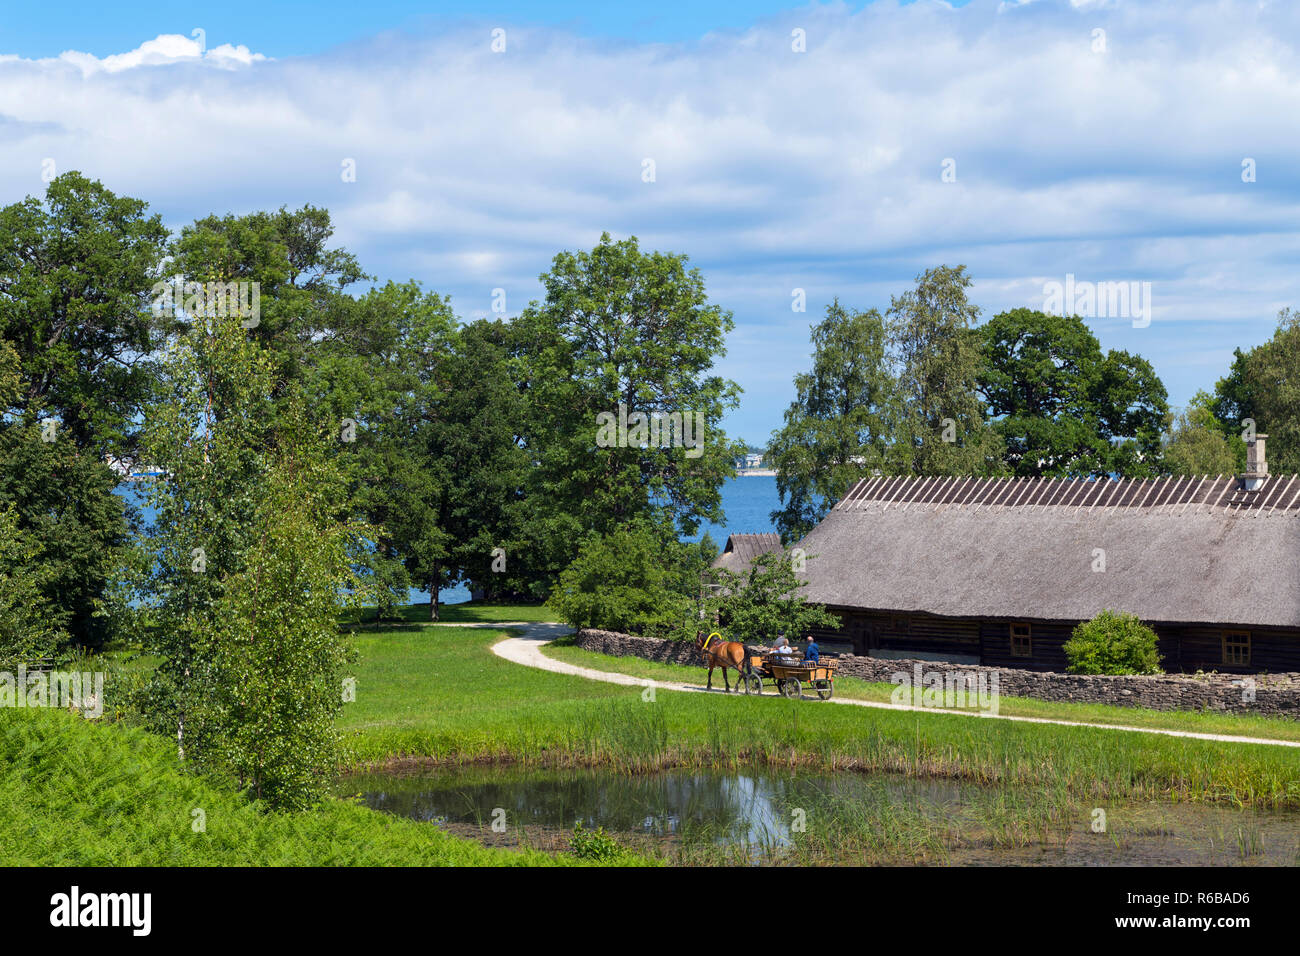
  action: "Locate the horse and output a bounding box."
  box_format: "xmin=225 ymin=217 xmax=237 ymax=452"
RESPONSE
xmin=694 ymin=630 xmax=750 ymax=692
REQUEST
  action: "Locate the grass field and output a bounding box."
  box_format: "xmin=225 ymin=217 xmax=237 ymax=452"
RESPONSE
xmin=339 ymin=622 xmax=1300 ymax=808
xmin=540 ymin=640 xmax=1300 ymax=744
xmin=11 ymin=601 xmax=1299 ymax=866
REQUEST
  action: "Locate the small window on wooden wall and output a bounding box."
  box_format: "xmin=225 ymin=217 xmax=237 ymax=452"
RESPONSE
xmin=1222 ymin=631 xmax=1251 ymax=667
xmin=1010 ymin=623 xmax=1032 ymax=658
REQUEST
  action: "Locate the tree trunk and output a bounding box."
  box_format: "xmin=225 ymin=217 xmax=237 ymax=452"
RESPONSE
xmin=429 ymin=574 xmax=440 ymax=622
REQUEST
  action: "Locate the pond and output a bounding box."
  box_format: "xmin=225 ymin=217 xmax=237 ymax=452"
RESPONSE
xmin=342 ymin=765 xmax=1300 ymax=866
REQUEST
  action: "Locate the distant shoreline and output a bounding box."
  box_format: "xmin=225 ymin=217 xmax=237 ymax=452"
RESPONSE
xmin=735 ymin=469 xmax=777 ymax=477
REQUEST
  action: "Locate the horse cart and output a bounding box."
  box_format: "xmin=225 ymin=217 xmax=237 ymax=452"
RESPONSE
xmin=742 ymin=653 xmax=837 ymax=700
xmin=693 ymin=631 xmax=836 ymax=700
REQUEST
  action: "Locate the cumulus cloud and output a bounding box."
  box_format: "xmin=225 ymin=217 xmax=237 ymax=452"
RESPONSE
xmin=3 ymin=33 xmax=268 ymax=76
xmin=0 ymin=0 xmax=1297 ymax=438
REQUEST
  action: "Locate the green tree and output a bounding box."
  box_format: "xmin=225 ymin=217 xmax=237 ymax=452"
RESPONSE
xmin=0 ymin=172 xmax=168 ymax=453
xmin=887 ymin=266 xmax=1003 ymax=475
xmin=0 ymin=174 xmax=167 ymax=648
xmin=140 ymin=309 xmax=361 ymax=808
xmin=545 ymin=522 xmax=713 ymax=638
xmin=0 ymin=503 xmax=66 ymax=670
xmin=518 ymin=233 xmax=743 ymax=586
xmin=315 ymin=281 xmax=459 ymax=620
xmin=169 ymin=204 xmax=366 ymax=389
xmin=709 ymin=551 xmax=839 ymax=646
xmin=1241 ymin=308 xmax=1300 ymax=474
xmin=203 ymin=403 xmax=360 ymax=809
xmin=1063 ymin=610 xmax=1162 ymax=675
xmin=434 ymin=319 xmax=536 ymax=606
xmin=767 ymin=300 xmax=896 ymax=542
xmin=140 ymin=308 xmax=281 ymax=763
xmin=1210 ymin=348 xmax=1255 ymax=471
xmin=978 ymin=309 xmax=1169 ymax=476
xmin=1160 ymin=390 xmax=1238 ymax=476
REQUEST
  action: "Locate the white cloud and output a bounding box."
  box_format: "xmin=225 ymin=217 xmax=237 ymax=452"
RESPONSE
xmin=10 ymin=33 xmax=270 ymax=76
xmin=1 ymin=1 xmax=1298 ymax=438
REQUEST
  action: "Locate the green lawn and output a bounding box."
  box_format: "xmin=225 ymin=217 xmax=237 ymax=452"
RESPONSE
xmin=340 ymin=624 xmax=1300 ymax=808
xmin=540 ymin=640 xmax=1300 ymax=744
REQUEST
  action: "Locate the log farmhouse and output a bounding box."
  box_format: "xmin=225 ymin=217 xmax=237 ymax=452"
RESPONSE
xmin=721 ymin=436 xmax=1300 ymax=673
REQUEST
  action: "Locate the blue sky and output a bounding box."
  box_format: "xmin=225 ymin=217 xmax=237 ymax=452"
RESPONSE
xmin=1 ymin=0 xmax=1296 ymax=445
xmin=0 ymin=2 xmax=973 ymax=58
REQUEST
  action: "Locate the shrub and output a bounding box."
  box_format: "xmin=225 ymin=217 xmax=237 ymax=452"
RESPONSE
xmin=709 ymin=550 xmax=839 ymax=645
xmin=545 ymin=522 xmax=711 ymax=638
xmin=569 ymin=821 xmax=631 ymax=863
xmin=1064 ymin=610 xmax=1163 ymax=675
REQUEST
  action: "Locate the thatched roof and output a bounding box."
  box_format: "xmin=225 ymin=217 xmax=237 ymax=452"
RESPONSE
xmin=796 ymin=475 xmax=1300 ymax=628
xmin=712 ymin=533 xmax=783 ymax=573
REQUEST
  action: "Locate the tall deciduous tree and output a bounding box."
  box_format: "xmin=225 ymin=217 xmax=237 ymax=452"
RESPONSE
xmin=204 ymin=400 xmax=359 ymax=809
xmin=518 ymin=233 xmax=743 ymax=585
xmin=1210 ymin=348 xmax=1255 ymax=471
xmin=141 ymin=310 xmax=360 ymax=807
xmin=314 ymin=281 xmax=458 ymax=620
xmin=1238 ymin=308 xmax=1300 ymax=474
xmin=767 ymin=300 xmax=895 ymax=542
xmin=978 ymin=308 xmax=1168 ymax=476
xmin=886 ymin=266 xmax=1003 ymax=475
xmin=1160 ymin=390 xmax=1238 ymax=476
xmin=169 ymin=204 xmax=366 ymax=388
xmin=0 ymin=173 xmax=167 ymax=647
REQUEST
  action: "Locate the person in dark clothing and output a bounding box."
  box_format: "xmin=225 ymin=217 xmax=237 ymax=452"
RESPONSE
xmin=803 ymin=635 xmax=819 ymax=663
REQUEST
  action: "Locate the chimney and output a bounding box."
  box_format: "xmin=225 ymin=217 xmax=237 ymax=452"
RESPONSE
xmin=1243 ymin=433 xmax=1269 ymax=491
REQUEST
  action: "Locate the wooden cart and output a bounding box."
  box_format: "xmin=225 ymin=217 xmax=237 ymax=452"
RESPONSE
xmin=742 ymin=653 xmax=837 ymax=700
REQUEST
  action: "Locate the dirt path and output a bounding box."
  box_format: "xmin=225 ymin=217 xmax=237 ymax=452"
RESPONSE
xmin=433 ymin=621 xmax=1300 ymax=749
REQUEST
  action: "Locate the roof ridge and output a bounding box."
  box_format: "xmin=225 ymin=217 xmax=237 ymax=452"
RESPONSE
xmin=833 ymin=473 xmax=1300 ymax=513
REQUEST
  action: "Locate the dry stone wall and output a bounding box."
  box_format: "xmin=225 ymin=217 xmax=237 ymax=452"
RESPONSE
xmin=573 ymin=628 xmax=1300 ymax=718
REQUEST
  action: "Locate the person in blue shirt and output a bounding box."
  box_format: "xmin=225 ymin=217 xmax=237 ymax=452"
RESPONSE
xmin=803 ymin=635 xmax=819 ymax=663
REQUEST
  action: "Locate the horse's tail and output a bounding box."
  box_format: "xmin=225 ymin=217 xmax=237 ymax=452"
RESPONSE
xmin=741 ymin=645 xmax=753 ymax=675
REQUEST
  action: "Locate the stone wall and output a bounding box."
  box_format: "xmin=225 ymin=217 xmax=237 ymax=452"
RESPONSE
xmin=573 ymin=628 xmax=1300 ymax=718
xmin=575 ymin=628 xmax=705 ymax=666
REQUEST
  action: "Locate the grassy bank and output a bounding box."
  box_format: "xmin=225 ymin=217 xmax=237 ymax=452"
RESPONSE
xmin=541 ymin=640 xmax=1300 ymax=743
xmin=339 ymin=624 xmax=1300 ymax=808
xmin=0 ymin=707 xmax=641 ymax=866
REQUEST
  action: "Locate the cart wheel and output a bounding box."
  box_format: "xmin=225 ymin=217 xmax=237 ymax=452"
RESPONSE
xmin=779 ymin=678 xmax=801 ymax=699
xmin=813 ymin=679 xmax=832 ymax=701
xmin=744 ymin=674 xmax=762 ymax=696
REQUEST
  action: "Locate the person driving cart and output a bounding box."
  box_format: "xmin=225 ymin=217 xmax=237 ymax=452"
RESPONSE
xmin=803 ymin=635 xmax=819 ymax=664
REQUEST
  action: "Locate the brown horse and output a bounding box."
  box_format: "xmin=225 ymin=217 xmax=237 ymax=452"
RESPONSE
xmin=695 ymin=630 xmax=750 ymax=692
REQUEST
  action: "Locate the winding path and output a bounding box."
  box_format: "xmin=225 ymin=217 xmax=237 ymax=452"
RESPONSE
xmin=452 ymin=621 xmax=1300 ymax=749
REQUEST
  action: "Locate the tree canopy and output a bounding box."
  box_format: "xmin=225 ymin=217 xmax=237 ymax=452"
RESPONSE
xmin=978 ymin=308 xmax=1168 ymax=477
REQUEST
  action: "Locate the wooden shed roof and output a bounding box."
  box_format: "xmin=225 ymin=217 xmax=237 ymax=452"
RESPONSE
xmin=796 ymin=475 xmax=1300 ymax=628
xmin=712 ymin=532 xmax=783 ymax=573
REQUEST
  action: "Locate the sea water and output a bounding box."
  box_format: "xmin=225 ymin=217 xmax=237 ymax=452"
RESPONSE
xmin=115 ymin=474 xmax=786 ymax=606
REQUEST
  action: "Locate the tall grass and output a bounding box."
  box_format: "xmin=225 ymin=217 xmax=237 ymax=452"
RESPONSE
xmin=0 ymin=708 xmax=637 ymax=866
